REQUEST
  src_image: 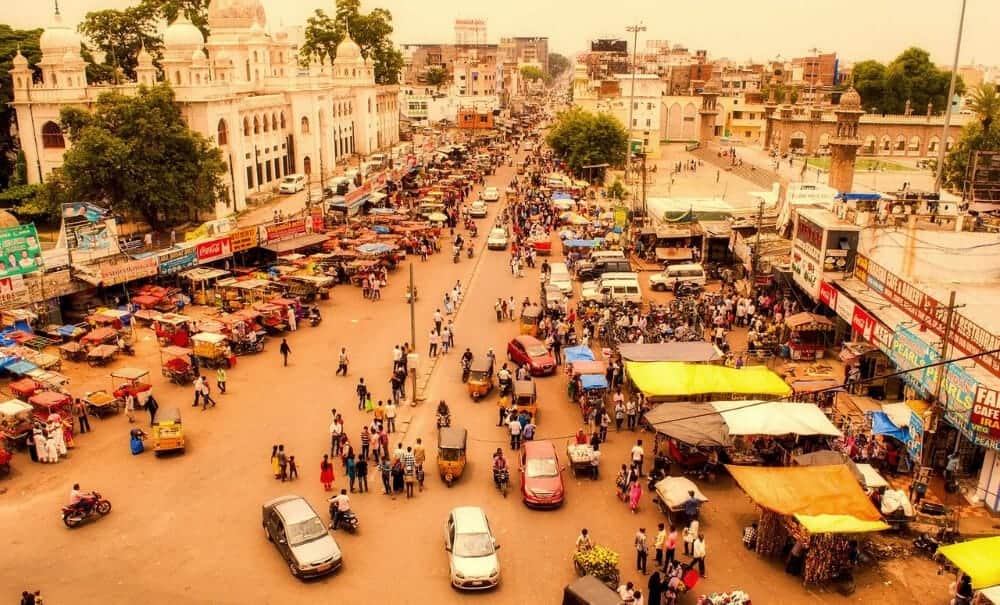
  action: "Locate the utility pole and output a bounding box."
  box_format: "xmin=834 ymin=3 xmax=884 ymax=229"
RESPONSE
xmin=408 ymin=262 xmax=418 ymax=405
xmin=933 ymin=0 xmax=967 ymax=194
xmin=640 ymin=151 xmax=648 ymax=217
xmin=927 ymin=290 xmax=963 ymax=465
xmin=750 ymin=198 xmax=764 ymax=284
xmin=624 ymin=23 xmax=646 ymax=188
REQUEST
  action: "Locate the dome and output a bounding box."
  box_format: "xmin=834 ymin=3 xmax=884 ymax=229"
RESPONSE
xmin=12 ymin=50 xmax=29 ymax=68
xmin=192 ymin=48 xmax=207 ymax=63
xmin=840 ymin=87 xmax=862 ymax=109
xmin=137 ymin=44 xmax=154 ymax=65
xmin=249 ymin=20 xmax=265 ymax=38
xmin=62 ymin=49 xmax=81 ymax=64
xmin=164 ymin=15 xmax=204 ymax=49
xmin=39 ymin=12 xmax=82 ymax=57
xmin=0 ymin=210 xmax=20 ymax=229
xmin=334 ymin=35 xmax=363 ymax=64
xmin=208 ymin=0 xmax=267 ymax=30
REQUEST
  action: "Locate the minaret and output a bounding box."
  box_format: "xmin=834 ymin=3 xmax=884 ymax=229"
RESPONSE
xmin=829 ymin=87 xmax=864 ymax=193
xmin=135 ymin=42 xmax=157 ymax=85
xmin=10 ymin=48 xmax=32 ymax=101
xmin=698 ymin=81 xmax=720 ymax=146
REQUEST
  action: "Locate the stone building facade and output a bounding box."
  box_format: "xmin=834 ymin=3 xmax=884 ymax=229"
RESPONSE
xmin=10 ymin=0 xmax=399 ymax=219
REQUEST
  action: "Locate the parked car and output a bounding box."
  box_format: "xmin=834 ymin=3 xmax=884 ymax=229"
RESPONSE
xmin=469 ymin=200 xmax=489 ymax=218
xmin=487 ymin=228 xmax=509 ymax=250
xmin=519 ymin=440 xmax=565 ymax=508
xmin=262 ymin=495 xmax=342 ymax=578
xmin=507 ymin=335 xmax=556 ymax=375
xmin=576 ymin=257 xmax=632 ymax=281
xmin=483 ymin=186 xmax=500 ymax=202
xmin=649 ymin=263 xmax=707 ymax=292
xmin=278 ymin=174 xmax=306 ymax=194
xmin=444 ymin=506 xmax=501 ymax=590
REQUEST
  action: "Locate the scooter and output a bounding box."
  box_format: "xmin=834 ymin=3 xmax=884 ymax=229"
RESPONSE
xmin=62 ymin=493 xmax=112 ymax=528
xmin=328 ymin=505 xmax=360 ymax=533
xmin=452 ymin=247 xmax=460 ymax=263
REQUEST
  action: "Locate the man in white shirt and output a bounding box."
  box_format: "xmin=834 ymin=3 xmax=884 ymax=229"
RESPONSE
xmin=507 ymin=417 xmax=522 ymax=450
xmin=691 ymin=534 xmax=707 ymax=578
xmin=631 ymin=439 xmax=645 ymax=477
xmin=384 ymin=401 xmax=398 ymax=433
xmin=329 ymin=488 xmax=351 ymax=529
xmin=329 ymin=417 xmax=343 ymax=456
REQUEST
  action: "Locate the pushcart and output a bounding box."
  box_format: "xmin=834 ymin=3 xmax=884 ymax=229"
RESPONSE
xmin=653 ymin=476 xmax=709 ymax=525
xmin=159 ymin=347 xmax=196 ymax=385
xmin=567 ymin=443 xmax=598 ymax=480
xmin=83 ymin=390 xmax=121 ymax=418
xmin=87 ymin=343 xmax=119 ymax=367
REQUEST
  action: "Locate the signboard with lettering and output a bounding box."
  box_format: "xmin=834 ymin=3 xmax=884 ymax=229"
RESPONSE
xmin=157 ymin=248 xmax=197 ymax=275
xmin=907 ymin=410 xmax=924 ymax=461
xmin=0 ymin=275 xmax=28 ymax=307
xmin=971 ymin=386 xmax=1000 ymax=440
xmin=99 ymin=257 xmax=159 ymax=286
xmin=229 ymin=227 xmax=259 ymax=253
xmin=818 ymin=281 xmax=839 ymax=309
xmin=890 ymin=325 xmax=939 ymax=395
xmin=265 ymin=219 xmax=307 ymax=244
xmin=0 ymin=224 xmax=43 ymax=278
xmin=195 ymin=236 xmax=233 ymax=264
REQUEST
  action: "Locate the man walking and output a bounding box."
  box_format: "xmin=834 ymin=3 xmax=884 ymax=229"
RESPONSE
xmin=216 ymin=367 xmax=227 ymax=394
xmin=336 ymin=347 xmax=349 ymax=376
xmin=277 ymin=444 xmax=288 ymax=482
xmin=654 ymin=523 xmax=667 ymax=567
xmin=279 ymin=338 xmax=291 ymax=366
xmin=631 ymin=439 xmax=645 ymax=477
xmin=507 ymin=415 xmax=522 ymax=450
xmin=691 ymin=534 xmax=707 ymax=578
xmin=74 ymin=398 xmax=91 ymax=434
xmin=635 ymin=527 xmax=648 ymax=575
xmin=356 ymin=378 xmax=368 ymax=410
xmin=385 ymin=400 xmax=397 ymax=433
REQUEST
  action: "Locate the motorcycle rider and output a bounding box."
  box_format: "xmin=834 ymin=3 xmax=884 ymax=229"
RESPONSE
xmin=436 ymin=400 xmax=451 ymax=426
xmin=309 ymin=306 xmax=322 ymax=324
xmin=329 ymin=488 xmax=352 ymax=530
xmin=461 ymin=348 xmax=474 ymax=368
xmin=492 ymin=448 xmax=508 ymax=489
xmin=69 ymin=483 xmax=94 ymax=514
xmin=497 ymin=364 xmax=513 ymax=395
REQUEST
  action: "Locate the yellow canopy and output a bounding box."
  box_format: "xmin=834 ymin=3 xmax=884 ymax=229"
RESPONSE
xmin=625 ymin=362 xmax=792 ymax=398
xmin=726 ymin=465 xmax=885 ymax=533
xmin=937 ymin=537 xmax=1000 ymax=589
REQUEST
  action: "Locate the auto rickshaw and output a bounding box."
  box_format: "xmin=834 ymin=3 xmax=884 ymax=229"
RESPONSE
xmin=466 ymin=359 xmax=494 ymax=400
xmin=151 ymin=407 xmax=185 ymax=455
xmin=437 ymin=426 xmax=467 ymax=487
xmin=519 ymin=306 xmax=541 ymax=336
xmin=512 ymin=379 xmax=538 ymax=420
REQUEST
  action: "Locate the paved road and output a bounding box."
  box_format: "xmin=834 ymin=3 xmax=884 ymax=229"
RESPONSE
xmin=1 ymin=149 xmax=949 ymax=604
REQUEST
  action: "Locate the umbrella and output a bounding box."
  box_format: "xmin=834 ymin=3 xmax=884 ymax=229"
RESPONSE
xmin=356 ymin=243 xmax=393 ymax=255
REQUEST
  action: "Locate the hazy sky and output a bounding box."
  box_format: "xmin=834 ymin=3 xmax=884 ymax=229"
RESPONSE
xmin=8 ymin=0 xmax=999 ymax=66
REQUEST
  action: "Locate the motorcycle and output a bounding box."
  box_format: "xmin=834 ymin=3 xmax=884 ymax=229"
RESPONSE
xmin=308 ymin=309 xmax=322 ymax=327
xmin=452 ymin=247 xmax=460 ymax=264
xmin=437 ymin=413 xmax=451 ymax=428
xmin=494 ymin=468 xmax=509 ymax=498
xmin=62 ymin=492 xmax=112 ymax=528
xmin=914 ymin=527 xmax=958 ymax=557
xmin=461 ymin=358 xmax=471 ymax=383
xmin=118 ymin=341 xmax=136 ymax=356
xmin=466 ymin=245 xmax=474 ymax=259
xmin=233 ymin=337 xmax=264 ymax=355
xmin=328 ymin=504 xmax=360 ymax=533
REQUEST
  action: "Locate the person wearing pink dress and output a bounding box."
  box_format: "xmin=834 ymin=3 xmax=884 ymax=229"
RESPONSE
xmin=320 ymin=454 xmax=335 ymax=490
xmin=629 ymin=479 xmax=642 ymax=513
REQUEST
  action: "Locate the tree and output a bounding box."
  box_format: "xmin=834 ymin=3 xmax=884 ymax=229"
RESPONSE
xmin=852 ymin=59 xmax=886 ymax=111
xmin=139 ymin=0 xmax=212 ymax=38
xmin=0 ymin=25 xmax=42 ymax=190
xmin=966 ymin=83 xmax=1000 ymax=134
xmin=78 ymin=6 xmax=162 ymax=82
xmin=46 ymin=84 xmax=226 ymax=228
xmin=548 ymin=52 xmax=571 ymax=80
xmin=606 ymin=179 xmax=627 ymax=200
xmin=424 ymin=66 xmax=447 ymax=87
xmin=546 ymin=107 xmax=628 ymax=175
xmin=300 ymin=0 xmax=403 ymax=85
xmin=942 ymin=121 xmax=1000 ymax=192
xmin=520 ymin=65 xmax=546 ymax=83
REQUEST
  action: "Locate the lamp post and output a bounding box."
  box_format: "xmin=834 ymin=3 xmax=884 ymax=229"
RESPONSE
xmin=624 ymin=24 xmax=646 ymax=187
xmin=933 ymin=0 xmax=968 ymax=194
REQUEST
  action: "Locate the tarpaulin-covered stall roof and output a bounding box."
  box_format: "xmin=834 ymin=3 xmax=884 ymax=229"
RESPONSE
xmin=626 ymin=362 xmax=792 ymax=398
xmin=726 ymin=465 xmax=888 ymax=534
xmin=617 ymin=342 xmax=722 ymax=363
xmin=644 ymin=401 xmax=841 ymax=447
xmin=569 ymin=360 xmax=606 ymax=376
xmin=563 ymin=346 xmax=596 ymax=364
xmin=937 ymin=536 xmax=1000 ymax=589
xmin=580 ymin=374 xmax=609 ymax=391
xmin=869 ymin=411 xmax=910 ymax=443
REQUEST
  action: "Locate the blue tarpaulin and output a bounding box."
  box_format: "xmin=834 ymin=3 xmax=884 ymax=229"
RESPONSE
xmin=563 ymin=239 xmax=603 ymax=248
xmin=372 ymin=225 xmax=391 ymax=234
xmin=869 ymin=411 xmax=910 ymax=443
xmin=564 ymin=346 xmax=596 ymax=364
xmin=356 ymin=243 xmax=393 ymax=255
xmin=580 ymin=374 xmax=609 ymax=391
xmin=6 ymin=360 xmax=38 ymax=376
xmin=836 ymin=193 xmax=882 ymax=202
xmin=552 ymin=192 xmax=573 ymax=200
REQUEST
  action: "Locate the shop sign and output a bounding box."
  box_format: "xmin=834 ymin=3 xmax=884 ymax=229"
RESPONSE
xmin=310 ymin=208 xmax=324 ymax=233
xmin=0 ymin=275 xmax=28 ymax=307
xmin=196 ymin=236 xmax=233 ymax=264
xmin=850 ymin=305 xmax=892 ymax=352
xmin=970 ymin=386 xmax=1000 ymax=440
xmin=0 ymin=224 xmax=43 ymax=278
xmin=229 ymin=227 xmax=259 ymax=253
xmin=795 ymin=215 xmax=823 ymax=258
xmin=890 ymin=325 xmax=939 ymax=395
xmin=818 ymin=281 xmax=839 ymax=309
xmin=907 ymin=410 xmax=924 ymax=461
xmin=265 ymin=219 xmax=307 ymax=244
xmin=99 ymin=257 xmax=158 ymax=286
xmin=790 ymin=244 xmax=820 ymax=300
xmin=158 ymin=248 xmax=197 ymax=275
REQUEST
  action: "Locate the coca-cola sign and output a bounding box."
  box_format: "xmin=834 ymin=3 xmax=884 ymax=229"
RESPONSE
xmin=196 ymin=236 xmax=233 ymax=264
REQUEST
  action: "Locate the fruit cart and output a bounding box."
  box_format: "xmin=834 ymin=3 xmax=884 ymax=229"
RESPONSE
xmin=8 ymin=377 xmax=40 ymax=401
xmin=83 ymin=390 xmax=121 ymax=418
xmin=0 ymin=399 xmax=33 ymax=449
xmin=111 ymin=367 xmax=153 ymax=400
xmin=567 ymin=442 xmax=598 ymax=480
xmin=159 ymin=347 xmax=195 ymax=385
xmin=572 ymin=545 xmax=620 ymax=589
xmin=697 ymin=591 xmax=751 ymax=605
xmin=191 ymin=332 xmax=232 ymax=369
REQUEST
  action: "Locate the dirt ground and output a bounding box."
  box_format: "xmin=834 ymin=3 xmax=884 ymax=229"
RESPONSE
xmin=0 ymin=149 xmax=953 ymax=605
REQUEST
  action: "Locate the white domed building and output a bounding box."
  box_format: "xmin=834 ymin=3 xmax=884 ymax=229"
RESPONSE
xmin=9 ymin=0 xmax=400 ymax=218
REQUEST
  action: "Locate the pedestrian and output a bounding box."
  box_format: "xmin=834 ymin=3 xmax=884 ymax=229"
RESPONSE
xmin=614 ymin=400 xmax=625 ymax=431
xmin=428 ymin=329 xmax=439 ymax=357
xmin=497 ymin=394 xmax=509 ymax=426
xmin=385 ymin=400 xmax=397 ymax=433
xmin=356 ymin=378 xmax=367 ymax=410
xmin=320 ymin=454 xmax=335 ymax=490
xmin=74 ymin=398 xmax=91 ymax=434
xmin=379 ymin=457 xmax=392 ymax=494
xmin=391 ymin=457 xmax=404 ymax=499
xmin=360 ymin=425 xmax=371 ymax=460
xmin=270 ymin=445 xmax=280 ymax=479
xmin=654 ymin=523 xmax=666 ymax=567
xmin=441 ymin=325 xmax=451 ymax=354
xmin=507 ymin=415 xmax=522 ymax=450
xmin=336 ymin=347 xmax=349 ymax=376
xmin=214 ymin=365 xmax=227 ymax=394
xmin=287 ymin=455 xmax=298 ymax=480
xmin=599 ymin=409 xmax=610 ymax=442
xmin=631 ymin=439 xmax=645 ymax=477
xmin=279 ymin=338 xmax=291 ymax=366
xmin=665 ymin=524 xmax=678 ymax=566
xmin=277 ymin=444 xmax=288 ymax=481
xmin=635 ymin=527 xmax=648 ymax=574
xmin=629 ymin=479 xmax=643 ymax=513
xmin=414 ymin=437 xmax=426 ymax=491
xmin=403 ymin=446 xmax=417 ymax=498
xmin=691 ymin=534 xmax=707 ymax=579
xmin=683 ymin=520 xmax=699 ymax=556
xmin=124 ymin=392 xmax=135 ymax=424
xmin=200 ymin=378 xmax=216 ymax=409
xmin=625 ymin=397 xmax=637 ymax=430
xmin=346 ymin=454 xmax=356 ymax=492
xmin=433 ymin=308 xmax=443 ymax=333
xmin=355 ymin=455 xmax=368 ymax=492
xmin=145 ymin=394 xmax=159 ymax=425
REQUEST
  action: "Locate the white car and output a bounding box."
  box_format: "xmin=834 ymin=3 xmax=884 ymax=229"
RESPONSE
xmin=469 ymin=200 xmax=488 ymax=218
xmin=445 ymin=506 xmax=501 ymax=590
xmin=278 ymin=174 xmax=306 ymax=194
xmin=487 ymin=228 xmax=508 ymax=250
xmin=483 ymin=187 xmax=500 ymax=202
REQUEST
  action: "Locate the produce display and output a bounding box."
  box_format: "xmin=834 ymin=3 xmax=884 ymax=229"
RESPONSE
xmin=697 ymin=591 xmax=751 ymax=605
xmin=573 ymin=545 xmax=619 ymax=583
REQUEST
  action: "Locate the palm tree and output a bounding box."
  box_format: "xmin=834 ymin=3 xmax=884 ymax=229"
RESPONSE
xmin=966 ymin=83 xmax=1000 ymax=134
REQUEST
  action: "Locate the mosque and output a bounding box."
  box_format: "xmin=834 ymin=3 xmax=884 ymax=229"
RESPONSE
xmin=9 ymin=0 xmax=400 ymax=218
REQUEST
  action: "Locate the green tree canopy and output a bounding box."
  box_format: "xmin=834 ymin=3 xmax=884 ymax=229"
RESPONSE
xmin=300 ymin=0 xmax=403 ymax=85
xmin=0 ymin=25 xmax=42 ymax=189
xmin=424 ymin=66 xmax=447 ymax=87
xmin=78 ymin=5 xmax=163 ymax=83
xmin=42 ymin=84 xmax=226 ymax=228
xmin=942 ymin=121 xmax=1000 ymax=193
xmin=966 ymin=83 xmax=1000 ymax=134
xmin=520 ymin=65 xmax=546 ymax=83
xmin=548 ymin=52 xmax=571 ymax=80
xmin=852 ymin=48 xmax=963 ymax=115
xmin=546 ymin=107 xmax=628 ymax=175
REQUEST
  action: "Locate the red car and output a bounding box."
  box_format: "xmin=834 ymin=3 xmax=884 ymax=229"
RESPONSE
xmin=519 ymin=440 xmax=565 ymax=508
xmin=507 ymin=335 xmax=556 ymax=376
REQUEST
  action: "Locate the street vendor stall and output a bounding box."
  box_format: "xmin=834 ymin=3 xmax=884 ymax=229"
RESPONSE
xmin=785 ymin=313 xmax=834 ymax=361
xmin=81 ymin=326 xmax=118 ymax=348
xmin=0 ymin=399 xmax=33 ymax=449
xmin=727 ymin=464 xmax=888 ymax=585
xmin=191 ymin=332 xmax=232 ymax=369
xmin=937 ymin=536 xmax=1000 ymax=592
xmin=626 ymin=362 xmax=792 ymax=402
xmin=152 ymin=314 xmax=195 ymax=347
xmin=181 ymin=267 xmax=231 ymax=306
xmin=654 ymin=476 xmax=709 ymax=524
xmin=159 ymin=346 xmax=196 ymax=384
xmin=617 ymin=342 xmax=723 ymax=364
xmin=216 ymin=278 xmax=279 ymax=311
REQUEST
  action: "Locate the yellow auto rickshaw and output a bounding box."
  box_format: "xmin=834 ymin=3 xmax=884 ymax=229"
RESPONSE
xmin=152 ymin=407 xmax=185 ymax=455
xmin=437 ymin=426 xmax=467 ymax=487
xmin=512 ymin=379 xmax=538 ymax=420
xmin=466 ymin=359 xmax=494 ymax=400
xmin=519 ymin=306 xmax=541 ymax=336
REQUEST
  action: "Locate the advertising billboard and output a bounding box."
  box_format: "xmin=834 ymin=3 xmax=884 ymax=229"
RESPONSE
xmin=0 ymin=224 xmax=43 ymax=278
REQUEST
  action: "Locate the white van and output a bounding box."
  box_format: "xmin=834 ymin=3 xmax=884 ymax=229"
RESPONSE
xmin=547 ymin=262 xmax=573 ymax=297
xmin=278 ymin=174 xmax=306 ymax=194
xmin=649 ymin=263 xmax=707 ymax=291
xmin=581 ymin=272 xmax=642 ymax=304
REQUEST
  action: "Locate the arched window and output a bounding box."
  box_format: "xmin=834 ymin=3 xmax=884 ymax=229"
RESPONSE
xmin=217 ymin=119 xmax=229 ymax=146
xmin=253 ymin=116 xmax=260 ymax=134
xmin=279 ymin=112 xmax=286 ymax=129
xmin=41 ymin=121 xmax=65 ymax=148
xmin=301 ymin=116 xmax=310 ymax=134
xmin=271 ymin=114 xmax=278 ymax=131
xmin=303 ymin=156 xmax=312 ymax=175
xmin=243 ymin=117 xmax=250 ymax=136
xmin=262 ymin=114 xmax=269 ymax=132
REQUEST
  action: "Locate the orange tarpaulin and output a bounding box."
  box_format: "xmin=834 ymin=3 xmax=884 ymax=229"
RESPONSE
xmin=726 ymin=464 xmax=884 ymax=528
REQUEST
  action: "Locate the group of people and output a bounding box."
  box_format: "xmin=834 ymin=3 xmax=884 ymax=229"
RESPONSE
xmin=27 ymin=414 xmax=71 ymax=464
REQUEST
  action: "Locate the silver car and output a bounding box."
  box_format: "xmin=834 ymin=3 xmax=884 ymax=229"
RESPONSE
xmin=262 ymin=495 xmax=343 ymax=578
xmin=445 ymin=506 xmax=501 ymax=590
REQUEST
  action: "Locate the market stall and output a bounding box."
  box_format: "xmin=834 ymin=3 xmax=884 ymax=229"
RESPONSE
xmin=617 ymin=342 xmax=723 ymax=364
xmin=625 ymin=362 xmax=792 ymax=402
xmin=152 ymin=313 xmax=195 ymax=347
xmin=181 ymin=267 xmax=231 ymax=306
xmin=785 ymin=313 xmax=835 ymax=361
xmin=937 ymin=536 xmax=1000 ymax=595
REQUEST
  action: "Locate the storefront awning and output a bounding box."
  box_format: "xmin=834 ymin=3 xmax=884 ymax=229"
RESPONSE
xmin=618 ymin=342 xmax=721 ymax=363
xmin=262 ymin=234 xmax=330 ymax=254
xmin=625 ymin=362 xmax=792 ymax=398
xmin=937 ymin=537 xmax=1000 ymax=589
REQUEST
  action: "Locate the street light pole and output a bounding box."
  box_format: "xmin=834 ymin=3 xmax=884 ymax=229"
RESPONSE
xmin=408 ymin=262 xmax=418 ymax=405
xmin=933 ymin=0 xmax=968 ymax=194
xmin=624 ymin=24 xmax=646 ymax=187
